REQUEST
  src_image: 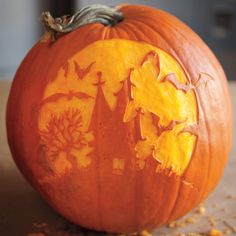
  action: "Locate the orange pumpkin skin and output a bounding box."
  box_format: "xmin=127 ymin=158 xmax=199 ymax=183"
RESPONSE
xmin=6 ymin=5 xmax=232 ymax=233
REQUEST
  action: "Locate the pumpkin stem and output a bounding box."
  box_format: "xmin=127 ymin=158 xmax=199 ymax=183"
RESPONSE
xmin=41 ymin=4 xmax=124 ymax=40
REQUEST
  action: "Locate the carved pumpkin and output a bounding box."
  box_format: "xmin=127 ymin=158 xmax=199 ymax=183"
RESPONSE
xmin=6 ymin=4 xmax=232 ymax=233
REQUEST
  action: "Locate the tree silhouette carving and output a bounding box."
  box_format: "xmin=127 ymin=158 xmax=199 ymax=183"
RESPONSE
xmin=40 ymin=108 xmax=87 ymax=174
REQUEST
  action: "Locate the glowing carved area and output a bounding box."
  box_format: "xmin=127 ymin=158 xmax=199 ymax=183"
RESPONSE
xmin=123 ymin=51 xmax=197 ymax=175
xmin=38 ymin=39 xmax=198 ymax=179
xmin=112 ymin=158 xmax=125 ymax=175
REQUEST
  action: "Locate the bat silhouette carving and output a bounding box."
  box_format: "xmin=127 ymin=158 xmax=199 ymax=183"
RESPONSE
xmin=151 ymin=113 xmax=182 ymax=136
xmin=40 ymin=90 xmax=93 ymax=107
xmin=74 ymin=61 xmax=96 ymax=80
xmin=162 ymin=73 xmax=214 ymax=93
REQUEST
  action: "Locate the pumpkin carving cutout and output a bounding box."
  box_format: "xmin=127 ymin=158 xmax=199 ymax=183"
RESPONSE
xmin=6 ymin=4 xmax=232 ymax=233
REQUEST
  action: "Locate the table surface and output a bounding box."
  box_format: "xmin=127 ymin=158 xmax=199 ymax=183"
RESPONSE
xmin=0 ymin=81 xmax=236 ymax=236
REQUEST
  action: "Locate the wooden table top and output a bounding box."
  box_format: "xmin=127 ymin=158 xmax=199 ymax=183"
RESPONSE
xmin=0 ymin=81 xmax=236 ymax=236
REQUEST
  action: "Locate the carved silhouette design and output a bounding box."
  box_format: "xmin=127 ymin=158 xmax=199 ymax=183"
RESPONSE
xmin=62 ymin=59 xmax=95 ymax=79
xmin=134 ymin=107 xmax=146 ymax=141
xmin=38 ymin=40 xmax=214 ymax=181
xmin=87 ymin=72 xmax=133 ymax=175
xmin=40 ymin=91 xmax=92 ymax=107
xmin=39 ymin=108 xmax=89 ymax=175
xmin=151 ymin=113 xmax=182 ymax=136
xmin=62 ymin=61 xmax=70 ymax=77
xmin=122 ymin=50 xmax=203 ymax=174
xmin=74 ymin=60 xmax=96 ymax=80
xmin=162 ymin=72 xmax=213 ymax=93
